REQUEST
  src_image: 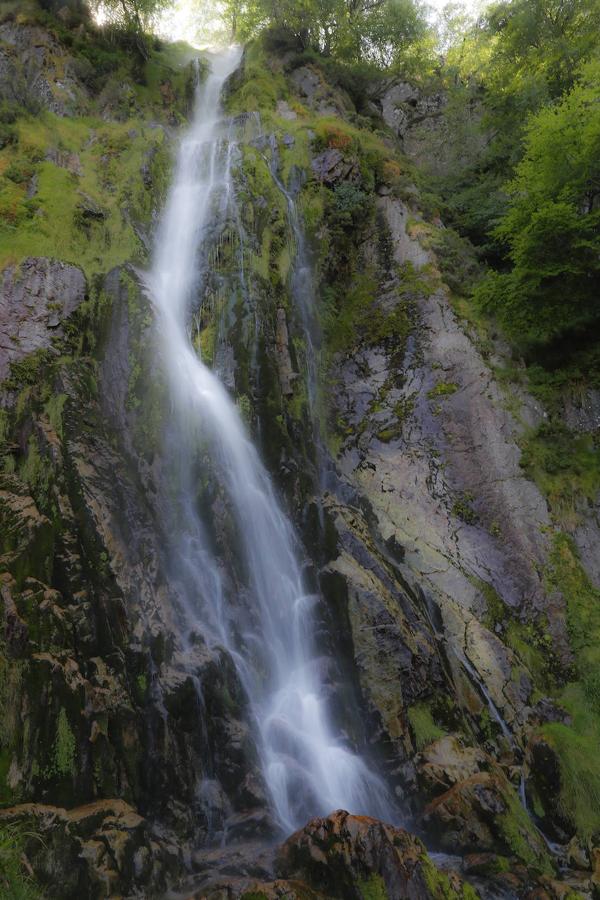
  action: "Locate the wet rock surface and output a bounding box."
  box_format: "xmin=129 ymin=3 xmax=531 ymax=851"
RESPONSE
xmin=0 ymin=800 xmax=179 ymax=897
xmin=0 ymin=257 xmax=87 ymax=380
xmin=186 ymin=810 xmax=477 ymax=899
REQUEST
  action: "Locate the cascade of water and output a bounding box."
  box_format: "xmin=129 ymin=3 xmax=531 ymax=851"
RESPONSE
xmin=144 ymin=49 xmax=394 ymax=835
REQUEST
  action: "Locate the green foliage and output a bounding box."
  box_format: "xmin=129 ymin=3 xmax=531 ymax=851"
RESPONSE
xmin=227 ymin=0 xmax=429 ymax=69
xmin=538 ymin=534 xmax=600 ymax=839
xmin=407 ymin=703 xmax=445 ymax=750
xmin=427 ymin=225 xmax=481 ymax=296
xmin=331 ymin=182 xmax=369 ymax=225
xmin=52 ymin=708 xmax=76 ymax=778
xmin=427 ymin=381 xmax=457 ymax=399
xmin=519 ymin=422 xmax=600 ymax=526
xmin=471 ymin=57 xmax=600 ymax=349
xmin=542 ymin=717 xmax=600 ymax=840
xmin=358 ymin=874 xmax=387 ymax=900
xmin=87 ymin=0 xmax=169 ymax=59
xmin=483 ymin=0 xmax=600 ymax=101
xmin=0 ymin=825 xmax=43 ymax=899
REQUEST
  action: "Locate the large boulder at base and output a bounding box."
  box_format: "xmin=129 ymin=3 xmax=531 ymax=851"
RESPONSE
xmin=274 ymin=809 xmax=477 ymax=899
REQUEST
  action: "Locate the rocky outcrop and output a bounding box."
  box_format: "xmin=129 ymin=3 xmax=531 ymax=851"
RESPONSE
xmin=190 ymin=810 xmax=477 ymax=899
xmin=0 ymin=21 xmax=89 ymax=115
xmin=423 ymin=771 xmax=549 ymax=868
xmin=377 ymin=79 xmax=487 ymax=178
xmin=275 ymin=810 xmax=474 ymax=899
xmin=311 ymin=147 xmax=360 ymax=184
xmin=0 ymin=800 xmax=179 ymax=898
xmin=0 ymin=258 xmax=87 ymax=380
xmin=291 ymin=64 xmax=352 ymax=117
xmin=328 ymin=193 xmax=571 ymax=749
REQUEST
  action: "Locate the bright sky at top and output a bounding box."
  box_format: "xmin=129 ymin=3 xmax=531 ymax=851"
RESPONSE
xmin=426 ymin=0 xmax=485 ymax=13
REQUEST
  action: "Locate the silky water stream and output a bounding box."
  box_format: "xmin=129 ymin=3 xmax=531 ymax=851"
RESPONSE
xmin=144 ymin=49 xmax=393 ymax=835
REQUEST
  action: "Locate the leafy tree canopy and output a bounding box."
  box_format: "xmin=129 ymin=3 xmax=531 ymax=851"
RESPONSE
xmin=474 ymin=56 xmax=600 ymax=348
xmin=88 ymin=0 xmax=169 ymax=55
xmin=216 ymin=0 xmax=429 ymax=67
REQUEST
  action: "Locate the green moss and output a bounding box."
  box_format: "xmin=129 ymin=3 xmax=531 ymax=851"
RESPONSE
xmin=358 ymin=874 xmax=388 ymax=900
xmin=427 ymin=381 xmax=458 ymax=400
xmin=323 ymin=271 xmax=411 ymax=357
xmin=520 ymin=422 xmax=600 ymax=527
xmin=226 ymin=41 xmax=289 ymax=116
xmin=43 ymin=393 xmax=67 ymax=439
xmin=407 ymin=703 xmax=446 ymax=751
xmin=541 ymin=716 xmax=600 ymax=841
xmin=450 ymin=492 xmax=477 ymax=525
xmin=20 ymin=437 xmax=54 ymax=513
xmin=547 ymin=533 xmax=600 ymax=672
xmin=536 ymin=532 xmax=600 ymax=837
xmin=505 ymin=621 xmax=552 ymax=687
xmin=376 ymin=427 xmax=399 ymax=443
xmin=0 ymin=108 xmax=168 ymax=277
xmin=52 ymin=708 xmax=76 ymax=778
xmin=472 ymin=577 xmax=505 ymax=630
xmin=422 ymin=856 xmax=479 ymax=900
xmin=496 ymin=790 xmax=552 ymax=874
xmin=236 ymin=394 xmax=253 ymax=425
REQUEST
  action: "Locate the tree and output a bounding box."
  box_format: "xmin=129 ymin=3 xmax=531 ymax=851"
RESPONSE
xmin=219 ymin=0 xmax=428 ymax=67
xmin=89 ymin=0 xmax=168 ymax=57
xmin=474 ymin=57 xmax=600 ymax=347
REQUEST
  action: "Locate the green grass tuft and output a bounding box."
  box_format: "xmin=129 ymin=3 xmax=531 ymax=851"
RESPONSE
xmin=407 ymin=703 xmax=446 ymax=751
xmin=0 ymin=825 xmax=44 ymax=899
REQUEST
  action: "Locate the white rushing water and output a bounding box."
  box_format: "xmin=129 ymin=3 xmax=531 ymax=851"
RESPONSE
xmin=144 ymin=48 xmax=392 ymax=834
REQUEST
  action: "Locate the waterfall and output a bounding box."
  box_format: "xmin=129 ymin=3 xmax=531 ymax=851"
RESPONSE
xmin=144 ymin=48 xmax=393 ymax=835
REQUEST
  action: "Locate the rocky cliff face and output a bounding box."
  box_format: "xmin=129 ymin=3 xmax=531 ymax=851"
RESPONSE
xmin=1 ymin=11 xmax=600 ymax=900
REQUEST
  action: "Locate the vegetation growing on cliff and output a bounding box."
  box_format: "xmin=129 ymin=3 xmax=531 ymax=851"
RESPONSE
xmin=2 ymin=0 xmax=600 ymax=894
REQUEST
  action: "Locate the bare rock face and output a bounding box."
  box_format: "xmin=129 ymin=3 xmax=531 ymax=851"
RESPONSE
xmin=0 ymin=22 xmax=89 ymax=115
xmin=330 ymin=194 xmax=571 ymax=753
xmin=291 ymin=64 xmax=352 ymax=117
xmin=311 ymin=148 xmax=360 ymax=185
xmin=378 ymin=79 xmax=487 ymax=178
xmin=274 ymin=306 xmax=296 ymax=396
xmin=0 ymin=258 xmax=87 ymax=381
